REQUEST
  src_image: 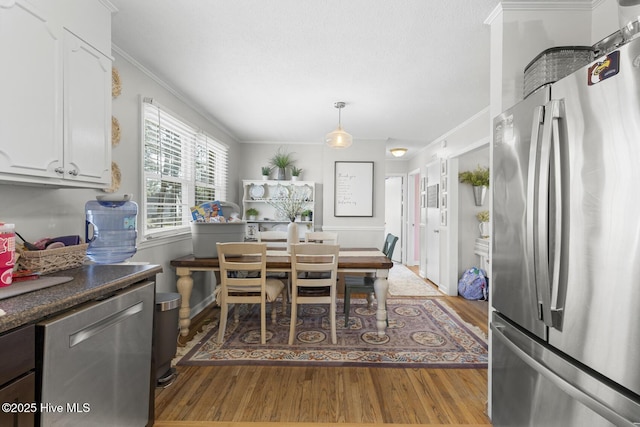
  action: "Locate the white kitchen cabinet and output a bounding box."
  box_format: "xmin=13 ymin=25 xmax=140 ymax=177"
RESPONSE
xmin=63 ymin=30 xmax=112 ymax=184
xmin=0 ymin=0 xmax=112 ymax=188
xmin=242 ymin=180 xmax=316 ymax=240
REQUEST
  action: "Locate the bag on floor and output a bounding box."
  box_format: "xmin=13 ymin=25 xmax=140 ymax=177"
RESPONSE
xmin=458 ymin=267 xmax=488 ymax=300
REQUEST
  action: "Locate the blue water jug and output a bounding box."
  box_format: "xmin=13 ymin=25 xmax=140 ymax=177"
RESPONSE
xmin=85 ymin=199 xmax=138 ymax=264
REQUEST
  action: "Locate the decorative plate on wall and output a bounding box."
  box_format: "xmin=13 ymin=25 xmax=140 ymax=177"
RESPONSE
xmin=112 ymin=67 xmax=121 ymax=98
xmin=112 ymin=116 xmax=120 ymax=147
xmin=102 ymin=161 xmax=121 ymax=193
xmin=250 ymin=184 xmax=265 ymax=199
xmin=271 ymin=185 xmax=289 ymax=199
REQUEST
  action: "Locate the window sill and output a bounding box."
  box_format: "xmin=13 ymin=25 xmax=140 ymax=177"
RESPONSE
xmin=138 ymin=230 xmax=191 ymax=250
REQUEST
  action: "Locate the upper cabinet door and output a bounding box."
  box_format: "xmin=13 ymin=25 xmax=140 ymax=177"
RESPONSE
xmin=63 ymin=30 xmax=111 ymax=184
xmin=0 ymin=0 xmax=63 ymax=179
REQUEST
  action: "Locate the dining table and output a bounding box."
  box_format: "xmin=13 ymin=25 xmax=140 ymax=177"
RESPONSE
xmin=169 ymin=247 xmax=394 ymax=338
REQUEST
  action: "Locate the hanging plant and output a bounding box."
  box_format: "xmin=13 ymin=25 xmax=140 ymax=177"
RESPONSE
xmin=459 ymin=165 xmax=490 ymax=187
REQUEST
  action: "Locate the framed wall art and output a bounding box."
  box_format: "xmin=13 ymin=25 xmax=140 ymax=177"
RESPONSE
xmin=334 ymin=161 xmax=374 ymax=217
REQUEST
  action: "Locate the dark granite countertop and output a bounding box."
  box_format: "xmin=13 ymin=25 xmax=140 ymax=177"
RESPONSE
xmin=0 ymin=264 xmax=163 ymax=334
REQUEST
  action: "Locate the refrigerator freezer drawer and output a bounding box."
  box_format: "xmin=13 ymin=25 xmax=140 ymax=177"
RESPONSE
xmin=491 ymin=313 xmax=640 ymax=427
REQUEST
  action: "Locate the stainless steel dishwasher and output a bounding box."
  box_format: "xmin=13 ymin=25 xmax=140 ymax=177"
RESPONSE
xmin=37 ymin=281 xmax=154 ymax=426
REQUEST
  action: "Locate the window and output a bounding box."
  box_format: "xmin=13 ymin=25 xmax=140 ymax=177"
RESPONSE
xmin=142 ymin=98 xmax=228 ymax=238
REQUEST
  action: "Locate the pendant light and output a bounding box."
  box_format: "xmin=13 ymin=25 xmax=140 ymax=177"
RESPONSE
xmin=390 ymin=148 xmax=408 ymax=157
xmin=325 ymin=101 xmax=352 ymax=149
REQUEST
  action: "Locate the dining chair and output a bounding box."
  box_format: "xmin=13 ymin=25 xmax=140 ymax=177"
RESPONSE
xmin=257 ymin=230 xmax=290 ymax=301
xmin=288 ymin=243 xmax=340 ymax=345
xmin=216 ymin=242 xmax=285 ymax=345
xmin=343 ymin=233 xmax=398 ymax=325
xmin=257 ymin=230 xmax=288 ymax=249
xmin=304 ymin=231 xmax=339 ymax=245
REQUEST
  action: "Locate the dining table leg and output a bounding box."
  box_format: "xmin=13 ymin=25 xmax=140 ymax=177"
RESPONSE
xmin=175 ymin=267 xmax=193 ymax=337
xmin=373 ymin=269 xmax=389 ymax=337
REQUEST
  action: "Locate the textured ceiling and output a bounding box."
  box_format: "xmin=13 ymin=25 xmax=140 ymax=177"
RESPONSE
xmin=110 ymin=0 xmax=502 ymax=158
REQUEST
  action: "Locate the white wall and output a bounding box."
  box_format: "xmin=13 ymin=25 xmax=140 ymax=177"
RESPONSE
xmin=0 ymin=47 xmax=242 ymax=317
xmin=109 ymin=48 xmax=240 ymax=310
xmin=238 ymin=139 xmax=387 ymax=249
xmin=457 ymin=146 xmax=490 ymax=277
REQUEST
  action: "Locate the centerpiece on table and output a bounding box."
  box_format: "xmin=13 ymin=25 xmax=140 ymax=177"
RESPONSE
xmin=267 ymin=186 xmax=310 ymax=252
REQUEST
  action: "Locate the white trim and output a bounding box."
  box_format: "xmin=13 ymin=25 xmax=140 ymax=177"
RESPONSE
xmin=420 ymin=107 xmax=490 ymax=154
xmin=320 ymin=225 xmax=385 ymax=232
xmin=137 ymin=230 xmax=191 ymax=249
xmin=189 ymin=294 xmax=217 ymax=319
xmin=448 ymin=138 xmax=491 ymax=159
xmin=112 ymin=44 xmax=238 ymax=142
xmin=501 ymin=1 xmax=596 ymax=12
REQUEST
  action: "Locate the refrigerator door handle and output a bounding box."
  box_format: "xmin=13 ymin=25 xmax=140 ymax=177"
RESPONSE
xmin=492 ymin=321 xmax=640 ymax=427
xmin=549 ymin=100 xmax=564 ymax=327
xmin=536 ymin=100 xmax=560 ymax=328
xmin=526 ymin=105 xmax=544 ymax=320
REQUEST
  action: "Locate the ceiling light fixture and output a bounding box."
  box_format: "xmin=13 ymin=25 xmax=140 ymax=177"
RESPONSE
xmin=325 ymin=101 xmax=352 ymax=149
xmin=390 ymin=148 xmax=408 ymax=157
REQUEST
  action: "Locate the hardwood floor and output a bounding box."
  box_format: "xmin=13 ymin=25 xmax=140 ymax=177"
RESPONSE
xmin=154 ymin=266 xmax=490 ymax=427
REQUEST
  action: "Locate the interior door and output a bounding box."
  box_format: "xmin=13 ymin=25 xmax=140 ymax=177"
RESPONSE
xmin=425 ymin=161 xmax=440 ymax=285
xmin=407 ymin=171 xmax=420 ymax=266
xmin=384 ymin=176 xmax=403 ymax=262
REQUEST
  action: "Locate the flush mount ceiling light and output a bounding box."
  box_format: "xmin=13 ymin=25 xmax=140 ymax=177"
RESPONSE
xmin=325 ymin=101 xmax=352 ymax=149
xmin=390 ymin=148 xmax=408 ymax=157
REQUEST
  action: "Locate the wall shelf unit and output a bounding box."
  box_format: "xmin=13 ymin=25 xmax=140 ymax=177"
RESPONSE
xmin=242 ymin=180 xmax=316 ymax=240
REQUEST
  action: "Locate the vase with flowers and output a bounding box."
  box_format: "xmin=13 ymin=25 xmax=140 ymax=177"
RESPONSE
xmin=476 ymin=210 xmax=490 ymax=238
xmin=268 ymin=187 xmax=310 ymax=252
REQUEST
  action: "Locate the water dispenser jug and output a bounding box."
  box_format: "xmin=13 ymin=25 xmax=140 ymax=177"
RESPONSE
xmin=85 ymin=199 xmax=138 ymax=264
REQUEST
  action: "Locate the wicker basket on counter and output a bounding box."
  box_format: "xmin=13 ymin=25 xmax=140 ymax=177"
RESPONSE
xmin=17 ymin=244 xmax=88 ymax=275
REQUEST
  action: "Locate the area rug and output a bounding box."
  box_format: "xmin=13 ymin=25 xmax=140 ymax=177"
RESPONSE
xmin=177 ymin=298 xmax=487 ymax=368
xmin=388 ymin=262 xmax=441 ymax=297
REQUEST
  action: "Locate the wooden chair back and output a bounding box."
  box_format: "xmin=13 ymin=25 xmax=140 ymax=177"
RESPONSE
xmin=257 ymin=230 xmax=288 ymax=249
xmin=289 ymin=243 xmax=340 ymax=344
xmin=304 ymin=231 xmax=339 ymax=245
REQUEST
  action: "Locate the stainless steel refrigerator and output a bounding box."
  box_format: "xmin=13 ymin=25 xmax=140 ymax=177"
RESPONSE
xmin=491 ymin=37 xmax=640 ymax=426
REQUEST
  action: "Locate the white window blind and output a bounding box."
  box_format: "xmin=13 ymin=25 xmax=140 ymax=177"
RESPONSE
xmin=142 ymin=98 xmax=228 ymax=238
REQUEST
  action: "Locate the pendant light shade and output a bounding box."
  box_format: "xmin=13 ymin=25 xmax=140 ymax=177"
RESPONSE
xmin=325 ymin=102 xmax=352 ymax=149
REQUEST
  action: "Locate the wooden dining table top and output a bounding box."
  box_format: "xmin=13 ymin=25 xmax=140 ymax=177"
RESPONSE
xmin=170 ymin=247 xmax=394 ymax=270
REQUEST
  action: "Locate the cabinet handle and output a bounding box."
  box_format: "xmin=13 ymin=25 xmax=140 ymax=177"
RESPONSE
xmin=68 ymin=169 xmax=78 ymax=176
xmin=54 ymin=167 xmax=64 ymax=174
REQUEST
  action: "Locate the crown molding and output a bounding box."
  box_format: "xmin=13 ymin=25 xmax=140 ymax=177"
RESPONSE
xmin=111 ymin=43 xmax=239 ymax=143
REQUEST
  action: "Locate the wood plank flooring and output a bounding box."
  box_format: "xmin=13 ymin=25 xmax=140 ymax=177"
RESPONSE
xmin=154 ymin=267 xmax=490 ymax=427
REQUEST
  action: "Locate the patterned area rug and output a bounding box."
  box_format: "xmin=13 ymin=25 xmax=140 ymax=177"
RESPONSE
xmin=388 ymin=262 xmax=441 ymax=297
xmin=177 ymin=298 xmax=487 ymax=368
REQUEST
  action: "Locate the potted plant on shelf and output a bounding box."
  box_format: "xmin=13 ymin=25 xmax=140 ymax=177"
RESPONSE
xmin=459 ymin=165 xmax=490 ymax=206
xmin=476 ymin=210 xmax=490 ymax=238
xmin=261 ymin=166 xmax=271 ymax=180
xmin=291 ymin=166 xmax=302 ymax=181
xmin=301 ymin=209 xmax=312 ymax=221
xmin=269 ymin=147 xmax=294 ymax=180
xmin=245 ymin=208 xmax=259 ymax=221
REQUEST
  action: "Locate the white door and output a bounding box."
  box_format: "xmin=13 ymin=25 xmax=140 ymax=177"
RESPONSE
xmin=384 ymin=176 xmax=403 ymax=262
xmin=407 ymin=171 xmax=420 ymax=266
xmin=425 ymin=161 xmax=440 ymax=285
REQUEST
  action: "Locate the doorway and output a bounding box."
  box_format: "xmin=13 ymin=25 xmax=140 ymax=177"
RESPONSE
xmin=425 ymin=160 xmax=440 ymax=285
xmin=407 ymin=169 xmax=420 ymax=266
xmin=384 ymin=175 xmax=403 ymax=262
